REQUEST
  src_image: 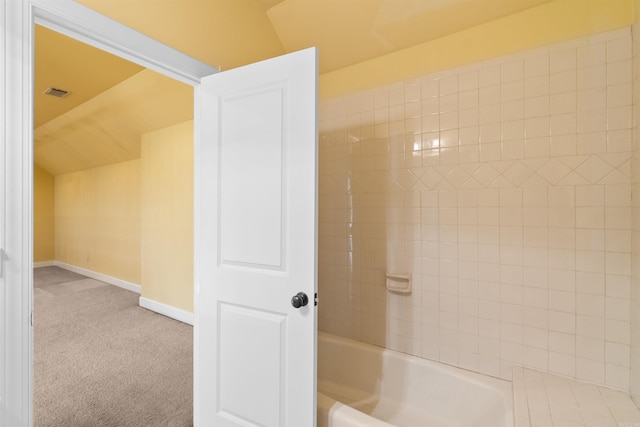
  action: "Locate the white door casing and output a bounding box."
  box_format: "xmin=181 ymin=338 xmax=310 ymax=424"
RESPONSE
xmin=194 ymin=48 xmax=318 ymax=426
xmin=1 ymin=1 xmax=34 ymax=425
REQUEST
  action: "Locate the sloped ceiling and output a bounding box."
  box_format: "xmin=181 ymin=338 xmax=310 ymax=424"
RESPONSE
xmin=35 ymin=26 xmax=144 ymax=128
xmin=36 ymin=0 xmax=555 ymax=176
xmin=74 ymin=0 xmax=287 ymax=72
xmin=74 ymin=0 xmax=553 ymax=74
xmin=266 ymin=0 xmax=554 ymax=73
xmin=34 ymin=25 xmax=192 ymax=176
xmin=35 ymin=69 xmax=193 ymax=176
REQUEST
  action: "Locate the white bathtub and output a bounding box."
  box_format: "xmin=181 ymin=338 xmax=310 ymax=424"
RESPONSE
xmin=317 ymin=333 xmax=513 ymax=427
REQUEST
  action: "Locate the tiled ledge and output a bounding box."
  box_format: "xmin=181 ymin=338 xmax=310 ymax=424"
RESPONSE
xmin=513 ymin=367 xmax=640 ymax=427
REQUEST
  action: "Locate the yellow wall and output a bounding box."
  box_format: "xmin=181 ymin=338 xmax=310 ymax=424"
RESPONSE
xmin=55 ymin=160 xmax=141 ymax=284
xmin=34 ymin=165 xmax=55 ymax=262
xmin=141 ymin=121 xmax=194 ymax=312
xmin=319 ymin=0 xmax=634 ymax=99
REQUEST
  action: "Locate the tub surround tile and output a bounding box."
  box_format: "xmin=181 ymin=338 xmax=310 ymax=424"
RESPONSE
xmin=513 ymin=366 xmax=640 ymax=427
xmin=319 ymin=27 xmax=633 ymax=392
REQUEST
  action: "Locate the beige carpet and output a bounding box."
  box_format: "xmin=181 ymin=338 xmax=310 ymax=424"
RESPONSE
xmin=34 ymin=266 xmax=193 ymax=426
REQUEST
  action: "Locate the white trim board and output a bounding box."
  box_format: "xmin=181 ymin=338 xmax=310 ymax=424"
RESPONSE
xmin=139 ymin=297 xmax=193 ymax=326
xmin=33 ymin=261 xmax=54 ymax=268
xmin=49 ymin=262 xmax=192 ymax=325
xmin=53 ymin=261 xmax=141 ymax=294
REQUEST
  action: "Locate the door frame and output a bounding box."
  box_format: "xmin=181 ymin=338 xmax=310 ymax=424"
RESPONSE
xmin=1 ymin=1 xmax=216 ymax=425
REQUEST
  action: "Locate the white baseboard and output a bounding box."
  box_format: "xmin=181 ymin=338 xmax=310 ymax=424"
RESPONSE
xmin=53 ymin=261 xmax=141 ymax=294
xmin=139 ymin=296 xmax=193 ymax=325
xmin=46 ymin=262 xmax=191 ymax=325
xmin=34 ymin=260 xmax=55 ymax=268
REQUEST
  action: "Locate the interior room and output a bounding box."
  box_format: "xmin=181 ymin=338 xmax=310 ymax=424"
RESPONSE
xmin=34 ymin=23 xmax=195 ymax=313
xmin=32 ymin=23 xmax=198 ymax=425
xmin=31 ymin=0 xmax=640 ymax=425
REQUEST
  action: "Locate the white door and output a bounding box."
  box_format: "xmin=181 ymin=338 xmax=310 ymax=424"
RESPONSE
xmin=194 ymin=47 xmax=318 ymax=427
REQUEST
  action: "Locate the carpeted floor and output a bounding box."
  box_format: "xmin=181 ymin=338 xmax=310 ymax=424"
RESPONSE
xmin=34 ymin=266 xmax=193 ymax=426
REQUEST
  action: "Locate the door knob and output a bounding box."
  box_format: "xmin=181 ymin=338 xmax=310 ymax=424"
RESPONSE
xmin=291 ymin=292 xmax=309 ymax=309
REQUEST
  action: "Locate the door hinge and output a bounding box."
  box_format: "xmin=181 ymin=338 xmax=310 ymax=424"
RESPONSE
xmin=314 ymin=293 xmax=318 ymax=306
xmin=30 ymin=311 xmax=33 ymax=326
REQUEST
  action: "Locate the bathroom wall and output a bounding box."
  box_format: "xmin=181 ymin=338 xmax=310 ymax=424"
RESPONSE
xmin=630 ymin=0 xmax=640 ymax=405
xmin=319 ymin=27 xmax=633 ymax=390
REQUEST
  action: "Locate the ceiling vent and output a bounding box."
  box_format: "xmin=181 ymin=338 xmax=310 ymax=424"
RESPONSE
xmin=43 ymin=87 xmax=70 ymax=98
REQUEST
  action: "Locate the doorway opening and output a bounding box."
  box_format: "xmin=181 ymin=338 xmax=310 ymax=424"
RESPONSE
xmin=33 ymin=24 xmax=196 ymax=426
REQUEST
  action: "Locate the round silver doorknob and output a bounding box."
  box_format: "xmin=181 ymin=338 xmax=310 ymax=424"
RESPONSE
xmin=291 ymin=292 xmax=309 ymax=309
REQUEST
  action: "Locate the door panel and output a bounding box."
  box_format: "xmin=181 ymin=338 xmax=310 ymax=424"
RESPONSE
xmin=219 ymin=87 xmax=285 ymax=268
xmin=194 ymin=47 xmax=318 ymax=427
xmin=218 ymin=303 xmax=286 ymax=425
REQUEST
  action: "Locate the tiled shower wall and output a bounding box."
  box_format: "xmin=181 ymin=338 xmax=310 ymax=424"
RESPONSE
xmin=319 ymin=27 xmax=633 ymax=391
